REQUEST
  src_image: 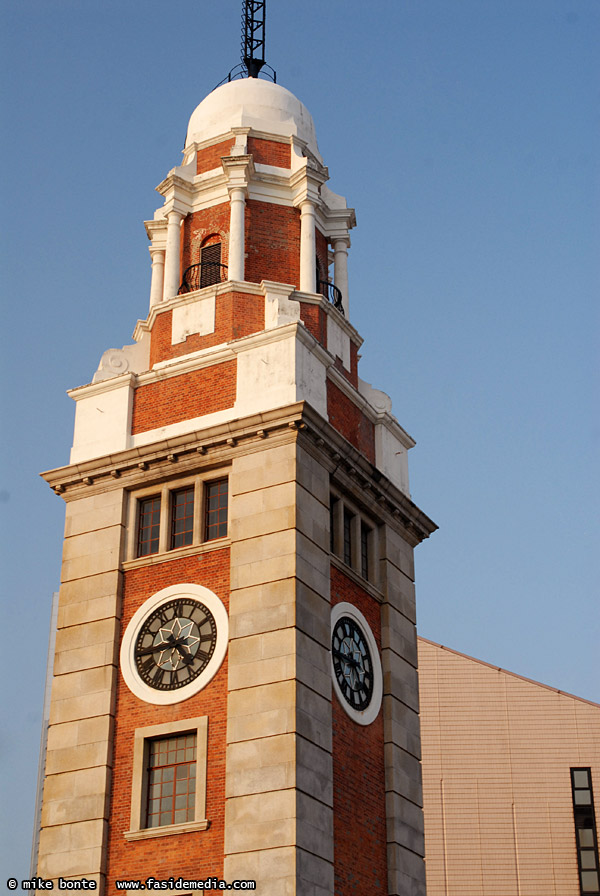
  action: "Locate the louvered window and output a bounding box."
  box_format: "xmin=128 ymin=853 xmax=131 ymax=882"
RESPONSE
xmin=200 ymin=243 xmax=221 ymax=287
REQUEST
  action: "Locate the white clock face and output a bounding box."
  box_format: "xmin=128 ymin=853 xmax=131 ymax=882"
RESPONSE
xmin=331 ymin=602 xmax=383 ymax=726
xmin=120 ymin=583 xmax=228 ymax=705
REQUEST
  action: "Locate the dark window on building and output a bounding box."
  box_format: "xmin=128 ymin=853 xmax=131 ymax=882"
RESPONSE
xmin=200 ymin=242 xmax=221 ymax=288
xmin=171 ymin=487 xmax=194 ymax=550
xmin=571 ymin=768 xmax=600 ymax=894
xmin=361 ymin=521 xmax=371 ymax=580
xmin=146 ymin=734 xmax=197 ymax=829
xmin=137 ymin=496 xmax=161 ymax=557
xmin=205 ymin=478 xmax=228 ymax=541
xmin=343 ymin=508 xmax=353 ymax=567
xmin=330 ymin=497 xmax=338 ymax=553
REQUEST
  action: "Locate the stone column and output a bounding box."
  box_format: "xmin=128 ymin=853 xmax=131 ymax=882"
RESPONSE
xmin=162 ymin=210 xmax=183 ymax=301
xmin=148 ymin=247 xmax=165 ymax=309
xmin=228 ymin=187 xmax=246 ymax=282
xmin=300 ymin=200 xmax=316 ymax=294
xmin=333 ymin=238 xmax=350 ymax=316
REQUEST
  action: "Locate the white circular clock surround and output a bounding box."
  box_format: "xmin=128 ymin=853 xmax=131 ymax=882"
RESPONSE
xmin=331 ymin=601 xmax=383 ymax=726
xmin=120 ymin=583 xmax=229 ymax=705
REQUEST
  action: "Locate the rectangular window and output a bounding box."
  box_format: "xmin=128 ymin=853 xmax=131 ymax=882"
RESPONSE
xmin=205 ymin=478 xmax=228 ymax=541
xmin=170 ymin=487 xmax=194 ymax=550
xmin=343 ymin=508 xmax=354 ymax=566
xmin=571 ymin=768 xmax=600 ymax=895
xmin=126 ymin=717 xmax=209 ymax=842
xmin=137 ymin=496 xmax=161 ymax=557
xmin=146 ymin=733 xmax=197 ymax=828
xmin=361 ymin=522 xmax=371 ymax=580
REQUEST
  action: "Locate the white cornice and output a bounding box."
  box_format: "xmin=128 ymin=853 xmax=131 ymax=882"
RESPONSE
xmin=68 ymin=372 xmax=136 ymax=401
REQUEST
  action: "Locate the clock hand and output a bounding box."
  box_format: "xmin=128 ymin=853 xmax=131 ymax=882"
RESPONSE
xmin=333 ymin=647 xmax=360 ymax=668
xmin=136 ymin=635 xmax=194 ymax=658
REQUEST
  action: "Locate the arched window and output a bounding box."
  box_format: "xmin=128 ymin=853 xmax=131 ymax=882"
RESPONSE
xmin=199 ymin=238 xmax=222 ymax=288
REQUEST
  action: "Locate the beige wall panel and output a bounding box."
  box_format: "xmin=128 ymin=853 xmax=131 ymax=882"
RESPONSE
xmin=48 ymin=716 xmax=112 ymax=750
xmin=295 ymin=483 xmax=329 ymax=548
xmin=387 ymin=845 xmax=427 ymax=896
xmin=227 ymin=681 xmax=296 ymax=743
xmin=383 ymin=653 xmax=420 ymax=714
xmin=230 ymin=478 xmax=295 ymax=517
xmin=296 ymin=629 xmax=331 ymax=696
xmin=296 ymin=682 xmax=332 ymax=753
xmin=384 ymin=743 xmax=423 ymax=804
xmin=38 ymin=844 xmax=105 ymax=881
xmin=49 ymin=689 xmax=115 ymax=725
xmin=45 ymin=740 xmax=111 ymax=776
xmin=295 ymin=443 xmax=330 ymax=507
xmin=380 ymin=560 xmax=417 ymax=623
xmin=386 ymin=792 xmax=425 ymax=855
xmin=226 ymin=733 xmax=295 ymax=798
xmin=224 ymin=846 xmax=296 ymax=896
xmin=224 ymin=790 xmax=295 ymax=854
xmin=41 ymin=793 xmax=109 ymax=828
xmin=231 ymin=504 xmax=295 ymax=541
xmin=380 ymin=527 xmax=416 ymax=581
xmin=295 ymin=581 xmax=330 ymax=647
xmin=296 ymin=736 xmax=333 ymax=807
xmin=230 ymin=553 xmax=296 ymax=590
xmin=57 ymin=570 xmax=121 ymax=609
xmin=230 ymin=442 xmax=296 ymax=493
xmin=49 ymin=664 xmax=115 ymax=701
xmin=383 ymin=696 xmax=422 ymax=759
xmin=63 ymin=489 xmax=126 ymax=538
xmin=381 ymin=602 xmax=419 ymax=667
xmin=296 ymin=792 xmax=334 ymax=862
xmin=296 ymin=531 xmax=330 ymax=596
xmin=297 ymin=848 xmax=335 ymax=896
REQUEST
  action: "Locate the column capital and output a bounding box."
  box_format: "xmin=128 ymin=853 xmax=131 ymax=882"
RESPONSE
xmin=222 ymin=154 xmax=255 ymax=194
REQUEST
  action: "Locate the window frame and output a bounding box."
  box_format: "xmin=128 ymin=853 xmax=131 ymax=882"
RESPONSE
xmin=330 ymin=489 xmax=378 ymax=586
xmin=127 ymin=471 xmax=229 ymax=562
xmin=571 ymin=767 xmax=600 ymax=895
xmin=125 ymin=716 xmax=209 ymax=842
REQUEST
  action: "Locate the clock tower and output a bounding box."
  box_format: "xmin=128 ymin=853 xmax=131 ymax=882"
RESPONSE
xmin=36 ymin=54 xmax=436 ymax=896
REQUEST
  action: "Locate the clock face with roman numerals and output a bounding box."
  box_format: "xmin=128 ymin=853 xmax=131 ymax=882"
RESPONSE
xmin=332 ymin=615 xmax=374 ymax=711
xmin=120 ymin=583 xmax=229 ymax=705
xmin=134 ymin=598 xmax=217 ymax=691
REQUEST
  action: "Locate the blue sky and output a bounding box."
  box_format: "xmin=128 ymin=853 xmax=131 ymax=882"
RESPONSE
xmin=1 ymin=0 xmax=598 ymax=882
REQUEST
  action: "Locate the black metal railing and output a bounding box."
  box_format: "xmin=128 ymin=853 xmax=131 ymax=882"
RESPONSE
xmin=178 ymin=263 xmax=228 ymax=294
xmin=318 ymin=279 xmax=344 ymax=315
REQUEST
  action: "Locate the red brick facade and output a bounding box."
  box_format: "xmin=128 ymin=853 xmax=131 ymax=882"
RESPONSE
xmin=245 ymin=200 xmax=301 ymax=286
xmin=105 ymin=550 xmax=230 ymax=889
xmin=181 ymin=204 xmax=231 ymax=277
xmin=196 ymin=139 xmax=235 ymax=175
xmin=299 ymin=302 xmax=328 ymax=348
xmin=327 ymin=378 xmax=375 ymax=463
xmin=330 ymin=567 xmax=387 ymax=894
xmin=132 ymin=361 xmax=237 ymax=434
xmin=148 ymin=291 xmax=265 ymax=367
xmin=247 ymin=136 xmax=291 ymax=168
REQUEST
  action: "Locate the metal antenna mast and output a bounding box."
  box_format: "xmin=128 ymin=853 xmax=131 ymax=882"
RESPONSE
xmin=242 ymin=0 xmax=266 ymax=78
xmin=217 ymin=0 xmax=276 ymax=87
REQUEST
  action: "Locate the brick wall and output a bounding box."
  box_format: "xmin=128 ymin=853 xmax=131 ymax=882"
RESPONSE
xmin=132 ymin=361 xmax=237 ymax=434
xmin=149 ymin=292 xmax=265 ymax=367
xmin=196 ymin=140 xmax=235 ymax=175
xmin=327 ymin=379 xmax=375 ymax=463
xmin=181 ymin=205 xmax=231 ymax=278
xmin=105 ymin=550 xmax=230 ymax=888
xmin=331 ymin=566 xmax=388 ymax=894
xmin=247 ymin=136 xmax=291 ymax=168
xmin=245 ymin=200 xmax=301 ymax=286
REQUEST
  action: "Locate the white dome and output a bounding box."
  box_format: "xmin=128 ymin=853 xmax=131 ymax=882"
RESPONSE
xmin=185 ymin=79 xmax=322 ymax=162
